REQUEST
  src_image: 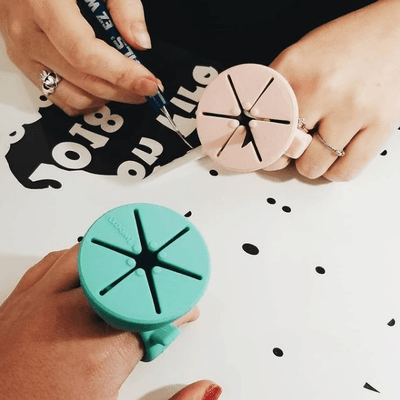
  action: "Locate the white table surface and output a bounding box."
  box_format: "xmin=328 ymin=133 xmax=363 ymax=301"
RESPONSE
xmin=1 ymin=35 xmax=400 ymax=400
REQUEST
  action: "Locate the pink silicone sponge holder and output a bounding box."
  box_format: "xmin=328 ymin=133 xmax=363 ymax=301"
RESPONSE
xmin=196 ymin=64 xmax=312 ymax=172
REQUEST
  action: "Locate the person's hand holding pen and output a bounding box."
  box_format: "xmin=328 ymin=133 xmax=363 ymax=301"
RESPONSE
xmin=0 ymin=244 xmax=223 ymax=400
xmin=0 ymin=0 xmax=161 ymax=116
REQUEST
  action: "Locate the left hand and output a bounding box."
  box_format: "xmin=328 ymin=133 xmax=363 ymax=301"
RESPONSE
xmin=269 ymin=0 xmax=400 ymax=181
xmin=0 ymin=244 xmax=213 ymax=400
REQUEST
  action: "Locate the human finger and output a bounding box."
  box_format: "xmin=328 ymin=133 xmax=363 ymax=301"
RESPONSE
xmin=173 ymin=306 xmax=200 ymax=326
xmin=7 ymin=48 xmax=108 ymax=116
xmin=122 ymin=306 xmax=201 ymax=364
xmin=63 ymin=289 xmax=200 ymax=330
xmin=32 ymin=31 xmax=147 ymax=105
xmin=34 ymin=0 xmax=159 ymax=97
xmin=39 ymin=243 xmax=81 ymax=292
xmin=7 ymin=250 xmax=67 ymax=298
xmin=295 ymin=113 xmax=362 ymax=179
xmin=107 ymin=0 xmax=151 ymax=50
xmin=62 ymin=289 xmax=202 ymax=370
xmin=324 ymin=122 xmax=393 ymax=181
xmin=269 ymin=49 xmax=323 ymax=131
xmin=169 ymin=381 xmax=223 ymax=400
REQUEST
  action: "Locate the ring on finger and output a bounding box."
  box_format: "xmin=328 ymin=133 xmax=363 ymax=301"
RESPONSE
xmin=315 ymin=132 xmax=345 ymax=157
xmin=39 ymin=70 xmax=62 ymax=96
xmin=297 ymin=117 xmax=309 ymax=133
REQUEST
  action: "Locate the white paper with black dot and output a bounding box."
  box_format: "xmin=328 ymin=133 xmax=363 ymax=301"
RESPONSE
xmin=1 ymin=36 xmax=400 ymax=399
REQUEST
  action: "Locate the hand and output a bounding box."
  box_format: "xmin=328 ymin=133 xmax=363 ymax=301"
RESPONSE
xmin=0 ymin=245 xmax=220 ymax=400
xmin=269 ymin=0 xmax=400 ymax=181
xmin=0 ymin=0 xmax=160 ymax=116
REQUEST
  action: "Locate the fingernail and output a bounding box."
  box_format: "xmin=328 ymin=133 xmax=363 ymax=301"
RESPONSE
xmin=137 ymin=77 xmax=158 ymax=96
xmin=132 ymin=24 xmax=152 ymax=49
xmin=203 ymin=384 xmax=223 ymax=400
xmin=133 ymin=96 xmax=147 ymax=105
xmin=157 ymin=79 xmax=164 ymax=92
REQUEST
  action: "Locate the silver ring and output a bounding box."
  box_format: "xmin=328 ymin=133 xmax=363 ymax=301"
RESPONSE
xmin=39 ymin=70 xmax=61 ymax=96
xmin=297 ymin=118 xmax=309 ymax=133
xmin=315 ymin=132 xmax=345 ymax=157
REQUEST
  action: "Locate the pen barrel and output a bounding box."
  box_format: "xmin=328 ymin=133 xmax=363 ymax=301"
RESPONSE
xmin=147 ymin=92 xmax=167 ymax=111
xmin=77 ymin=0 xmax=168 ymax=112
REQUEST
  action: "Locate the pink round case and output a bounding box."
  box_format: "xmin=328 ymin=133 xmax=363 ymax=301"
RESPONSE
xmin=196 ymin=64 xmax=312 ymax=172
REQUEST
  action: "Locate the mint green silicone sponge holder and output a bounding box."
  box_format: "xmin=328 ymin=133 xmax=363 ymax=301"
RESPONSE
xmin=78 ymin=203 xmax=210 ymax=361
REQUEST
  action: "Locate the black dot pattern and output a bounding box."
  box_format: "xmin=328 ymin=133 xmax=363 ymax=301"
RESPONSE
xmin=273 ymin=348 xmax=284 ymax=357
xmin=266 ymin=198 xmax=291 ymax=213
xmin=242 ymin=243 xmax=259 ymax=255
xmin=381 ymin=150 xmax=387 ymax=156
xmin=388 ymin=319 xmax=396 ymax=327
xmin=316 ymin=266 xmax=325 ymax=274
xmin=209 ymin=169 xmax=219 ymax=176
xmin=184 ymin=211 xmax=192 ymax=218
xmin=77 ymin=236 xmax=83 ymax=242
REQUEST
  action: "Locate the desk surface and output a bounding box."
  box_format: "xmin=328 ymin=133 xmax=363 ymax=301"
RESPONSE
xmin=1 ymin=36 xmax=400 ymax=400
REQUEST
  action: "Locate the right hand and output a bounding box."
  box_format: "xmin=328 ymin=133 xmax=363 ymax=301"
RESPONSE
xmin=0 ymin=0 xmax=160 ymax=116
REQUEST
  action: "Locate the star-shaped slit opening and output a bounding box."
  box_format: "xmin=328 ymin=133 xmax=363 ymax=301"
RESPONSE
xmin=201 ymin=74 xmax=291 ymax=161
xmin=90 ymin=209 xmax=202 ymax=314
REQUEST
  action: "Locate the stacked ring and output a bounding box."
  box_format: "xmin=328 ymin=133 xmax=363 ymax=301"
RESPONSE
xmin=314 ymin=132 xmax=345 ymax=157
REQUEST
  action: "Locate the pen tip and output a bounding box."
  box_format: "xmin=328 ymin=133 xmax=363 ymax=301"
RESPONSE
xmin=160 ymin=107 xmax=193 ymax=149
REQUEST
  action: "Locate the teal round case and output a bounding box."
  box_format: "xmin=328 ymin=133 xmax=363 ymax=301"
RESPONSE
xmin=78 ymin=203 xmax=210 ymax=361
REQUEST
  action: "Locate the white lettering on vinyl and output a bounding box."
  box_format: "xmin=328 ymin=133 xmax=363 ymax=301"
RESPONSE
xmin=52 ymin=142 xmax=92 ymax=169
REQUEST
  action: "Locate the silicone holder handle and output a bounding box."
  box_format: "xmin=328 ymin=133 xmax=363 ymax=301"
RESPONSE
xmin=78 ymin=203 xmax=211 ymax=361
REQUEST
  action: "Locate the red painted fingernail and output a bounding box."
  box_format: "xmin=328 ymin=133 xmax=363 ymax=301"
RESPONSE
xmin=203 ymin=384 xmax=223 ymax=400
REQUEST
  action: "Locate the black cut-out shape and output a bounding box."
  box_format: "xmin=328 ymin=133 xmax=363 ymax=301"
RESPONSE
xmin=282 ymin=206 xmax=291 ymax=213
xmin=363 ymin=383 xmax=380 ymax=393
xmin=273 ymin=348 xmax=284 ymax=357
xmin=209 ymin=169 xmax=219 ymax=176
xmin=242 ymin=243 xmax=259 ymax=255
xmin=184 ymin=211 xmax=192 ymax=218
xmin=267 ymin=197 xmax=276 ymax=205
xmin=65 ymin=151 xmax=80 ymax=161
xmin=315 ymin=266 xmax=325 ymax=274
xmin=40 ymin=95 xmax=47 ymax=101
xmin=9 ymin=131 xmax=16 ymax=137
xmin=381 ymin=150 xmax=387 ymax=156
xmin=77 ymin=236 xmax=83 ymax=242
xmin=388 ymin=318 xmax=395 ymax=326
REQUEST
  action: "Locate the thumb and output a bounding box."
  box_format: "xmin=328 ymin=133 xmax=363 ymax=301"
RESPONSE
xmin=107 ymin=0 xmax=152 ymax=50
xmin=169 ymin=380 xmax=223 ymax=400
